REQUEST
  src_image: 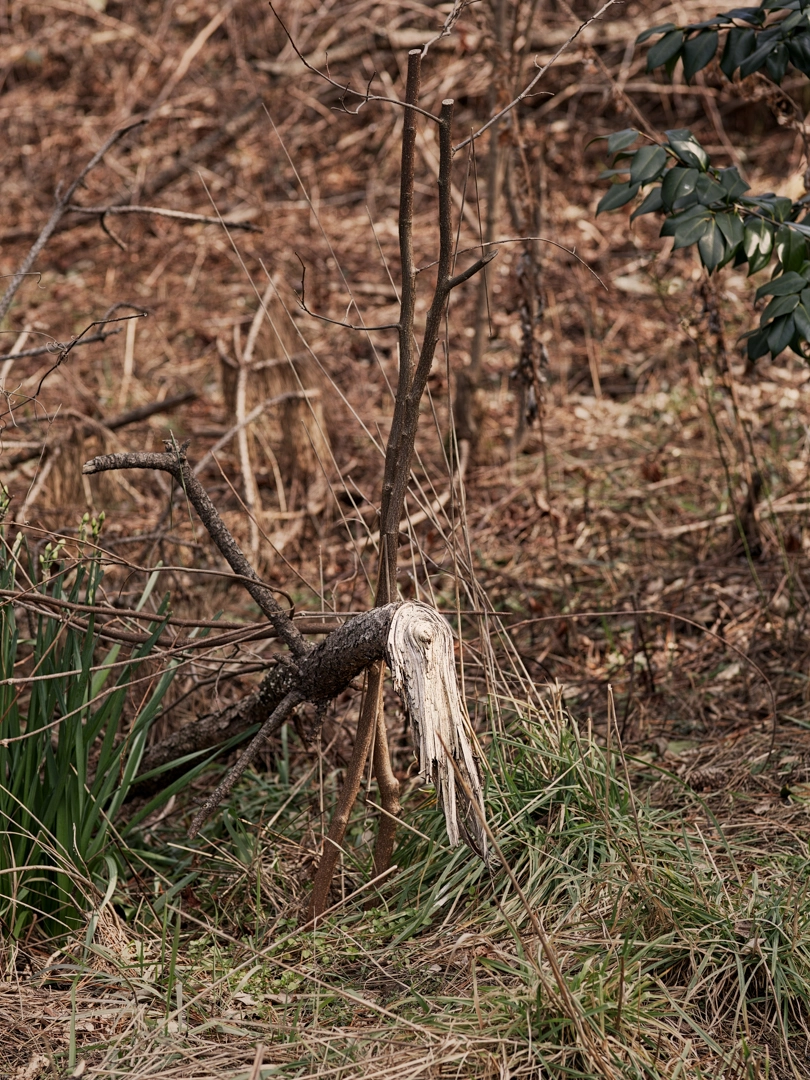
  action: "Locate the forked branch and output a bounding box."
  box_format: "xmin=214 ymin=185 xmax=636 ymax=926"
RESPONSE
xmin=83 ymin=441 xmax=307 ymax=659
xmin=0 ymin=119 xmax=147 ymax=324
xmin=308 ymin=53 xmax=494 ymax=917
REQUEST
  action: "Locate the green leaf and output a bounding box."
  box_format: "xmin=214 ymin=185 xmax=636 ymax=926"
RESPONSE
xmin=755 ymin=270 xmax=808 ymax=300
xmin=597 ymin=180 xmax=641 ymax=214
xmin=744 ymin=219 xmax=775 ymax=274
xmin=665 ymin=128 xmax=709 ymax=171
xmin=661 ymin=207 xmax=711 ymax=248
xmin=768 ymin=314 xmax=796 ymax=356
xmin=724 ymin=7 xmax=765 ymax=24
xmin=747 ymin=325 xmax=771 ymax=361
xmin=717 ymin=167 xmax=750 ymax=200
xmin=766 ymin=42 xmax=790 ymax=83
xmin=772 ymin=196 xmax=795 ymax=223
xmin=630 ymin=144 xmax=668 ymax=184
xmin=698 ymin=218 xmax=726 ymax=271
xmin=781 ymin=10 xmax=806 ymax=32
xmin=686 ymin=16 xmax=736 ymax=30
xmin=739 ymin=40 xmax=778 ymax=78
xmin=661 ymin=166 xmax=699 ymax=210
xmin=682 ymin=30 xmax=719 ymax=81
xmin=793 ymin=302 xmax=810 ymax=340
xmin=720 ymin=27 xmax=756 ymax=78
xmin=647 ymin=29 xmax=684 ymax=70
xmin=788 ymin=32 xmax=810 ymax=76
xmin=637 ymin=22 xmax=677 ymax=44
xmin=775 ymin=224 xmax=809 ymax=272
xmin=715 ymin=211 xmax=745 ymax=251
xmin=607 ymin=128 xmax=640 ymax=154
xmin=695 ymin=173 xmax=728 ymax=205
xmin=761 ymin=292 xmax=800 ymax=322
xmin=745 ymin=195 xmax=795 ymax=223
xmin=631 ymin=185 xmax=664 ymax=219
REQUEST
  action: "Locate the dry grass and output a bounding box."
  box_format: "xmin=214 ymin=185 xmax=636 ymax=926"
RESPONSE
xmin=3 ymin=0 xmax=810 ymax=1076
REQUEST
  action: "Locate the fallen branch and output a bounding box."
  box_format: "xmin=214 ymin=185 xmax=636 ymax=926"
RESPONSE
xmin=4 ymin=391 xmax=198 ymax=468
xmin=81 ymin=442 xmax=487 ymax=864
xmin=67 ymin=203 xmax=261 ymax=234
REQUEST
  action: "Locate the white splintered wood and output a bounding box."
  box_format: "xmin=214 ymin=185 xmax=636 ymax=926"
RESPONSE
xmin=386 ymin=602 xmax=487 ymax=860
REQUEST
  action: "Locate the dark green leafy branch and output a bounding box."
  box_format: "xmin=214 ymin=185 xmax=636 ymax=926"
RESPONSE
xmin=639 ymin=0 xmax=810 ymax=86
xmin=594 ymin=0 xmax=810 ymax=361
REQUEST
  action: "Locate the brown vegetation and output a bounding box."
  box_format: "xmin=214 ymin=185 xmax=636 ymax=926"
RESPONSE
xmin=3 ymin=0 xmax=810 ymax=1075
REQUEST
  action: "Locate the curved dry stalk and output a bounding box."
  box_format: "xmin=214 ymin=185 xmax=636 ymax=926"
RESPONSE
xmin=306 ymin=661 xmax=385 ymax=924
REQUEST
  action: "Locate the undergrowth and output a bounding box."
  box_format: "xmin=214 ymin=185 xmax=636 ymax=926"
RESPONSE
xmin=12 ymin=693 xmax=806 ymax=1079
xmin=0 ymin=520 xmax=188 ymax=941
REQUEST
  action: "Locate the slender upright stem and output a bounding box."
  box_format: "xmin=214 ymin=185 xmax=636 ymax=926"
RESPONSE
xmin=306 ymin=662 xmax=385 ymax=923
xmin=379 ymin=49 xmax=422 ymax=604
xmin=381 ymin=100 xmax=456 ymax=556
xmin=396 ymin=51 xmax=421 ymax=400
xmin=369 ymin=703 xmax=401 ymax=875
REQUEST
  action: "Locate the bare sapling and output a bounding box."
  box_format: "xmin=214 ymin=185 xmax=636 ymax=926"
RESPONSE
xmin=83 ymin=48 xmax=494 ymax=921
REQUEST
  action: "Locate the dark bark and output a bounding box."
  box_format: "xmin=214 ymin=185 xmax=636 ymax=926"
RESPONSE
xmin=131 ymin=604 xmax=399 ymax=795
xmin=84 ymin=444 xmax=308 ymax=658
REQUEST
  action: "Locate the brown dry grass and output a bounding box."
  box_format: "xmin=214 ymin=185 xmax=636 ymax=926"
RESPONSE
xmin=3 ymin=0 xmax=810 ymax=1076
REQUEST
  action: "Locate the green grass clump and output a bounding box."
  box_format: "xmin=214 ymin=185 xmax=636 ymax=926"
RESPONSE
xmin=65 ymin=694 xmax=807 ymax=1078
xmin=0 ymin=519 xmax=181 ymax=941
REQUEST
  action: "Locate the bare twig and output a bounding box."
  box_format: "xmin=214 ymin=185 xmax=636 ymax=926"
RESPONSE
xmin=0 ymin=119 xmax=147 ymax=325
xmin=0 ymin=327 xmax=124 ymax=364
xmin=188 ymin=690 xmax=303 ymax=837
xmin=424 ymin=236 xmax=607 ymax=289
xmin=83 ymin=441 xmax=308 ymax=658
xmin=295 ymin=258 xmax=399 ymax=331
xmin=2 ymin=391 xmax=197 ymax=467
xmin=454 ymin=0 xmax=621 ymax=151
xmin=67 ymin=204 xmax=261 ymax=232
xmin=268 ymin=3 xmax=440 ymax=122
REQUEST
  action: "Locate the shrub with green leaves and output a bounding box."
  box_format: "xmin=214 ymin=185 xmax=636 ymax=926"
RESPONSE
xmin=596 ymin=0 xmax=810 ymax=361
xmin=0 ymin=518 xmax=181 ymax=940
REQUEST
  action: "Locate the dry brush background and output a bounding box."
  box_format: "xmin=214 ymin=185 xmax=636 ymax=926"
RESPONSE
xmin=3 ymin=0 xmax=810 ymax=1076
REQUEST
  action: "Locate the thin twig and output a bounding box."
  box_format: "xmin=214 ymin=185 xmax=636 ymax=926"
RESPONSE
xmin=188 ymin=690 xmax=303 ymax=837
xmin=0 ymin=119 xmax=147 ymax=324
xmin=67 ymin=204 xmax=261 ymax=232
xmin=268 ymin=3 xmax=440 ymax=122
xmin=30 ymin=313 xmax=147 ymax=399
xmin=295 ymin=257 xmax=400 ymax=330
xmin=0 ymin=327 xmax=124 ymax=364
xmin=423 ymin=235 xmax=607 ymax=289
xmin=83 ymin=441 xmax=308 ymax=658
xmin=454 ymin=0 xmax=620 ymax=151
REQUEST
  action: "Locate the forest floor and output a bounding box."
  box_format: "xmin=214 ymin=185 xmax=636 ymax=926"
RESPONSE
xmin=2 ymin=0 xmax=810 ymax=1077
